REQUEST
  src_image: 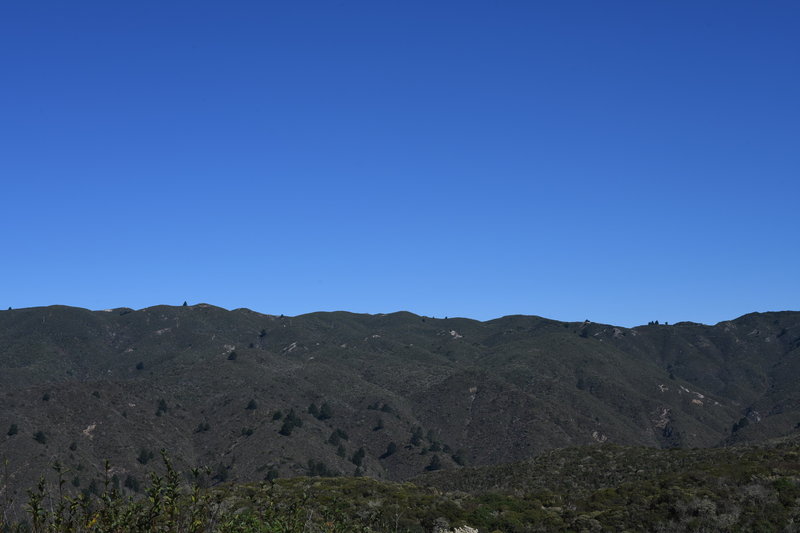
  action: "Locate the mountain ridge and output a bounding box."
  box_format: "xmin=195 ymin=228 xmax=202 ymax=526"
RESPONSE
xmin=1 ymin=304 xmax=799 ymax=505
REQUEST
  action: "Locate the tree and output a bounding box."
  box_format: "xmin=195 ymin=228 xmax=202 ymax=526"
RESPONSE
xmin=227 ymin=351 xmax=238 ymax=361
xmin=137 ymin=448 xmax=154 ymax=465
xmin=279 ymin=409 xmax=302 ymax=436
xmin=279 ymin=419 xmax=295 ymax=436
xmin=451 ymin=449 xmax=466 ymax=466
xmin=33 ymin=431 xmax=47 ymax=444
xmin=246 ymin=399 xmax=258 ymax=410
xmin=426 ymin=454 xmax=442 ymax=471
xmin=410 ymin=426 xmax=424 ymax=446
xmin=135 ymin=361 xmax=144 ymax=370
xmin=124 ymin=475 xmax=140 ymax=492
xmin=182 ymin=301 xmax=188 ymax=307
xmin=7 ymin=424 xmax=18 ymax=436
xmin=318 ymin=402 xmax=333 ymax=420
xmin=380 ymin=442 xmax=397 ymax=459
xmin=156 ymin=399 xmax=168 ymax=416
xmin=351 ymin=447 xmax=366 ymax=467
xmin=308 ymin=403 xmax=319 ymax=416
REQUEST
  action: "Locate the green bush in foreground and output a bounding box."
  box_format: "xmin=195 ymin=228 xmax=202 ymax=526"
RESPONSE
xmin=2 ymin=442 xmax=800 ymax=532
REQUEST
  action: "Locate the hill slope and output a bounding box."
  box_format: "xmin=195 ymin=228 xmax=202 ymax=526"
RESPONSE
xmin=1 ymin=304 xmax=799 ymax=502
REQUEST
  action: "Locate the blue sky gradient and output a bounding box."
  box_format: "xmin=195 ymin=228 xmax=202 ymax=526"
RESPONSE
xmin=2 ymin=2 xmax=798 ymax=326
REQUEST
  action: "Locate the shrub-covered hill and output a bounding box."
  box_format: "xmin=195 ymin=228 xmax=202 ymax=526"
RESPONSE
xmin=1 ymin=304 xmax=799 ymax=504
xmin=3 ymin=440 xmax=800 ymax=532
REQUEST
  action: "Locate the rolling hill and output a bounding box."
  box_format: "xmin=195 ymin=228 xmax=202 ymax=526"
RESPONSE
xmin=1 ymin=304 xmax=799 ymax=508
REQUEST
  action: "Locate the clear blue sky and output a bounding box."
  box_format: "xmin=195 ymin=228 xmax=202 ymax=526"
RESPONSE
xmin=2 ymin=2 xmax=798 ymax=327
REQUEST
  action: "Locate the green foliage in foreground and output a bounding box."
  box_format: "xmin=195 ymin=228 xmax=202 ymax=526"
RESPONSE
xmin=2 ymin=442 xmax=800 ymax=532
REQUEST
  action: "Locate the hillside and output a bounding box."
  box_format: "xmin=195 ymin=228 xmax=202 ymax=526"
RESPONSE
xmin=1 ymin=304 xmax=799 ymax=506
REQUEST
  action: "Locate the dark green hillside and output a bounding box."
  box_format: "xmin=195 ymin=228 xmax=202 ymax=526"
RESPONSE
xmin=1 ymin=304 xmax=799 ymax=508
